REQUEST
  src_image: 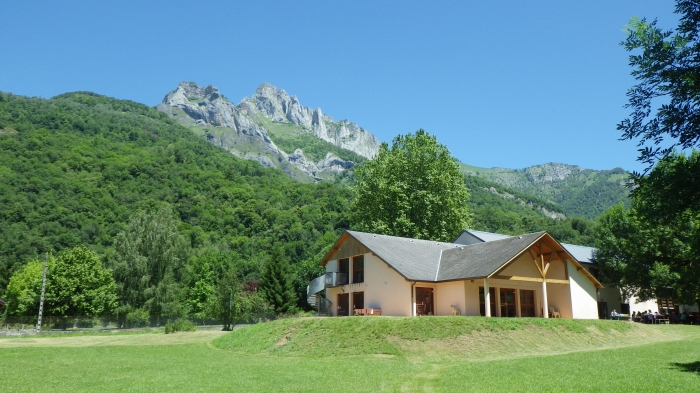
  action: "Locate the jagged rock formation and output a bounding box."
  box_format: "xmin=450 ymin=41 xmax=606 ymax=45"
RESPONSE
xmin=239 ymin=83 xmax=380 ymax=159
xmin=157 ymin=82 xmax=374 ymax=182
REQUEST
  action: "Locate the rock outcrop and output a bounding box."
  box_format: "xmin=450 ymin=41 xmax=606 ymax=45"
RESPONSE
xmin=157 ymin=81 xmax=369 ymax=182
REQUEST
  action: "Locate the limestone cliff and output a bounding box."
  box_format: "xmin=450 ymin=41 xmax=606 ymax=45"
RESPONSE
xmin=157 ymin=82 xmax=365 ymax=182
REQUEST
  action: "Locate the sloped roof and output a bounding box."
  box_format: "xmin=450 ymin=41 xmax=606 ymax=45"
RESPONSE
xmin=342 ymin=230 xmax=548 ymax=283
xmin=560 ymin=243 xmax=596 ymax=263
xmin=437 ymin=232 xmax=545 ymax=281
xmin=456 ymin=229 xmax=597 ymax=264
xmin=345 ymin=231 xmax=460 ymax=281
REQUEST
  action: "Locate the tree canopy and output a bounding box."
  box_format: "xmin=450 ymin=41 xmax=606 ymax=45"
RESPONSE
xmin=618 ymin=0 xmax=700 ymax=171
xmin=351 ymin=129 xmax=471 ymax=242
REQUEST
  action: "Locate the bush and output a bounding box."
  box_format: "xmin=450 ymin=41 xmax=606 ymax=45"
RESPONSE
xmin=126 ymin=308 xmax=149 ymax=328
xmin=164 ymin=318 xmax=196 ymax=334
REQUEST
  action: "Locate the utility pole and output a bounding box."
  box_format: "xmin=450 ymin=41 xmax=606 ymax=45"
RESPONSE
xmin=36 ymin=255 xmax=48 ymax=331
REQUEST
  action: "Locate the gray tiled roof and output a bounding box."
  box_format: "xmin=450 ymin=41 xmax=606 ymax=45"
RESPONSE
xmin=346 ymin=230 xmax=546 ymax=282
xmin=457 ymin=229 xmax=598 ymax=264
xmin=347 ymin=231 xmax=460 ymax=281
xmin=437 ymin=232 xmax=545 ymax=281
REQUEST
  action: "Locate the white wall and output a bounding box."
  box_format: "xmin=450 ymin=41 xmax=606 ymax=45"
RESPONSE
xmin=628 ymin=295 xmax=658 ymax=314
xmin=568 ymin=260 xmax=599 ymax=319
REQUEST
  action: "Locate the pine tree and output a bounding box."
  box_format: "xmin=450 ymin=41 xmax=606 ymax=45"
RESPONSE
xmin=259 ymin=246 xmax=296 ymax=314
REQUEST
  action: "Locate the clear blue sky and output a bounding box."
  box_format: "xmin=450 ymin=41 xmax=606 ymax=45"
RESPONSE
xmin=0 ymin=1 xmax=679 ymax=172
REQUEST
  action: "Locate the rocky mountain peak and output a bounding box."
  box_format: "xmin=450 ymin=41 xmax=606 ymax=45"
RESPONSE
xmin=157 ymin=81 xmax=374 ymax=182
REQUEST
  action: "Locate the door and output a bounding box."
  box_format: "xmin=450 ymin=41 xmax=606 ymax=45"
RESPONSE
xmin=519 ymin=289 xmax=535 ymax=317
xmin=416 ymin=287 xmax=434 ymax=316
xmin=337 ymin=293 xmax=349 ymax=316
xmin=353 ymin=292 xmax=364 ymax=314
xmin=500 ymin=288 xmax=516 ymax=317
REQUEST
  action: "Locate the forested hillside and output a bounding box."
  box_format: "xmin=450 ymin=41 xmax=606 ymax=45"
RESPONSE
xmin=460 ymin=163 xmax=631 ymax=219
xmin=0 ymin=91 xmax=352 ymax=304
xmin=465 ymin=176 xmax=595 ymax=246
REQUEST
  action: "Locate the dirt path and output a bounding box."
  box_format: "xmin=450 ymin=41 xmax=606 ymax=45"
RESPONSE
xmin=0 ymin=330 xmax=228 ymax=348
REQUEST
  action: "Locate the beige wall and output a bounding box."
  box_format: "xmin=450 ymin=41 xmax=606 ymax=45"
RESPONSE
xmin=568 ymin=260 xmax=599 ymax=319
xmin=499 ymin=254 xmax=540 ymax=277
xmin=547 ymin=281 xmax=573 ymax=318
xmin=325 ymin=253 xmax=413 ymax=316
xmin=435 ymin=281 xmax=466 ymax=316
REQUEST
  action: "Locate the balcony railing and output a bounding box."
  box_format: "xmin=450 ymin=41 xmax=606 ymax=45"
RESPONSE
xmin=324 ymin=272 xmax=348 ymax=287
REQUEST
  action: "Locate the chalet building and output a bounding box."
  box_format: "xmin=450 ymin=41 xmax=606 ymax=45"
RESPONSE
xmin=307 ymin=230 xmax=603 ymax=318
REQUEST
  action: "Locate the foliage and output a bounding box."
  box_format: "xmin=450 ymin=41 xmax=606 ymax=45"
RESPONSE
xmin=351 ymin=129 xmax=471 ymax=242
xmin=126 ymin=308 xmax=149 ymax=328
xmin=3 ymin=258 xmax=52 ymax=321
xmin=595 ymin=154 xmax=700 ymax=305
xmin=112 ymin=206 xmax=189 ymax=322
xmin=618 ymin=1 xmax=700 ymax=170
xmin=45 ymin=245 xmax=118 ymax=322
xmin=164 ymin=318 xmax=196 ymax=333
xmin=461 ymin=163 xmax=630 ymax=219
xmin=465 ymin=175 xmax=597 ymax=246
xmin=0 ymin=91 xmax=353 ymax=298
xmin=259 ymin=246 xmax=296 ymax=314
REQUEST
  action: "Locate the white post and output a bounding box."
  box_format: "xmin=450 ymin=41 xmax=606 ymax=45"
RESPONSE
xmin=484 ymin=278 xmax=491 ymax=317
xmin=542 ymin=280 xmax=549 ymax=319
xmin=36 ymin=256 xmax=48 ymax=331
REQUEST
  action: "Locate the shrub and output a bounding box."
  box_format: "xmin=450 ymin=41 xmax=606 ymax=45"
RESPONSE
xmin=165 ymin=318 xmax=196 ymax=334
xmin=126 ymin=308 xmax=149 ymax=328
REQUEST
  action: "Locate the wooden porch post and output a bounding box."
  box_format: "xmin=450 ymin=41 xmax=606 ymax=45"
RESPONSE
xmin=542 ymin=280 xmax=549 ymax=319
xmin=484 ymin=278 xmax=491 ymax=317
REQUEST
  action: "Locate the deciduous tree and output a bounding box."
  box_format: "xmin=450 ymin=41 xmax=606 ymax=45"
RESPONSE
xmin=351 ymin=129 xmax=470 ymax=242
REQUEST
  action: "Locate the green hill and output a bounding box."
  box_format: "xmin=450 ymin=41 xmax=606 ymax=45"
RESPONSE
xmin=0 ymin=91 xmax=352 ymax=297
xmin=213 ymin=316 xmax=667 ymax=360
xmin=460 ymin=162 xmax=631 ymax=219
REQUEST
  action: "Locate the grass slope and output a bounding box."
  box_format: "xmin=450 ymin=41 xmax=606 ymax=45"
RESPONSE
xmin=213 ymin=317 xmax=669 ymax=360
xmin=1 ymin=320 xmax=698 ymax=392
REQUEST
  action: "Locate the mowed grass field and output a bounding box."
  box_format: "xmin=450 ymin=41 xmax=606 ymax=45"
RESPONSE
xmin=1 ymin=317 xmax=699 ymax=392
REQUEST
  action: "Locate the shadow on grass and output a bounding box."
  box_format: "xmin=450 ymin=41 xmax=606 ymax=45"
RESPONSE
xmin=670 ymin=361 xmax=700 ymax=374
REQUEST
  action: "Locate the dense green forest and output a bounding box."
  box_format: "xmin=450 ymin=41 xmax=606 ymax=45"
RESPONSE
xmin=0 ymin=91 xmax=352 ymax=308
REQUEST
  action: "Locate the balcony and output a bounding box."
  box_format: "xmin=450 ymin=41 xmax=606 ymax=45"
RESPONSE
xmin=324 ymin=272 xmax=349 ymax=287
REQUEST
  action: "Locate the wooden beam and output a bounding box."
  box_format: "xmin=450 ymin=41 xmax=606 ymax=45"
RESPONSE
xmin=545 ymin=278 xmax=570 ymax=285
xmin=494 ymin=275 xmax=543 ymax=283
xmin=529 ymin=249 xmax=545 ymax=277
xmin=542 ymin=252 xmax=553 ymax=277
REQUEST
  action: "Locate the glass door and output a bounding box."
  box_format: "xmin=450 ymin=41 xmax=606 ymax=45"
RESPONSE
xmin=416 ymin=287 xmax=434 ymax=316
xmin=500 ymin=288 xmax=516 ymax=317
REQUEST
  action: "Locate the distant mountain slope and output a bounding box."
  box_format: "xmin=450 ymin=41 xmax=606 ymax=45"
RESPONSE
xmin=156 ymin=82 xmax=380 ymax=182
xmin=0 ymin=90 xmax=353 ymax=297
xmin=464 ymin=176 xmax=595 ymax=246
xmin=460 ymin=162 xmax=631 ymax=219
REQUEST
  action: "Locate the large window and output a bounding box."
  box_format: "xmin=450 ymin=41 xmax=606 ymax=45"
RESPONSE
xmin=519 ymin=289 xmax=535 ymax=317
xmin=479 ymin=287 xmax=496 ymax=317
xmin=352 ymin=255 xmax=364 ymax=283
xmin=500 ymin=288 xmax=516 ymax=317
xmin=339 ymin=258 xmax=349 ymax=273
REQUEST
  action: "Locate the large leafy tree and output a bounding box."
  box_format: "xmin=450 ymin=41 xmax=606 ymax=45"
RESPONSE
xmin=112 ymin=206 xmax=189 ymax=323
xmin=46 ymin=245 xmax=118 ymax=324
xmin=603 ymin=1 xmax=700 ymax=306
xmin=351 ymin=129 xmax=470 ymax=242
xmin=619 ymin=1 xmax=700 ymax=172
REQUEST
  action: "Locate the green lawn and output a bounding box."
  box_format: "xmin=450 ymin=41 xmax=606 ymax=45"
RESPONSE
xmin=1 ymin=320 xmax=698 ymax=392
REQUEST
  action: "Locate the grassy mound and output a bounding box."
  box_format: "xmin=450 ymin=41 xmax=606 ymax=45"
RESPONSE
xmin=212 ymin=317 xmax=670 ymax=360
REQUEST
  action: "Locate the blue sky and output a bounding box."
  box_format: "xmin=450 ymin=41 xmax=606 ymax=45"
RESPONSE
xmin=0 ymin=1 xmax=679 ymax=172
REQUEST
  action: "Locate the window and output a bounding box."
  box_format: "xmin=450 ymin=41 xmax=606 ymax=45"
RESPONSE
xmin=520 ymin=289 xmax=535 ymax=317
xmin=339 ymin=258 xmax=349 ymax=273
xmin=352 ymin=255 xmax=364 ymax=283
xmin=479 ymin=287 xmax=496 ymax=317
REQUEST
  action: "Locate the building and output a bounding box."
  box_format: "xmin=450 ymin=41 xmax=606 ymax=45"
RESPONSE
xmin=307 ymin=229 xmax=602 ymax=318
